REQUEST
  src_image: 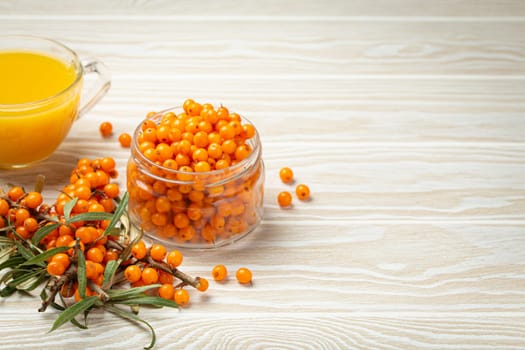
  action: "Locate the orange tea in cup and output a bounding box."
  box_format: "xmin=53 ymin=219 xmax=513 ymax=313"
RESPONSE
xmin=0 ymin=36 xmax=110 ymax=169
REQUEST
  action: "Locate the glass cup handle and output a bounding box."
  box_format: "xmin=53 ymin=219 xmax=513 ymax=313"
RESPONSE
xmin=77 ymin=58 xmax=111 ymax=119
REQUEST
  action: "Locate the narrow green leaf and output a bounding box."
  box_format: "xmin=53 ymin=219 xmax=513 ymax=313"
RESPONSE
xmin=111 ymin=296 xmax=179 ymax=308
xmin=0 ymin=285 xmax=17 ymax=297
xmin=0 ymin=246 xmax=17 ymax=265
xmin=64 ymin=197 xmax=78 ymax=221
xmin=8 ymin=269 xmax=44 ymax=288
xmin=49 ymin=296 xmax=98 ymax=332
xmin=0 ymin=236 xmax=16 ymax=245
xmin=16 ymin=273 xmax=46 ymax=291
xmin=106 ymin=284 xmax=160 ymax=301
xmin=14 ymin=241 xmax=35 ymax=260
xmin=102 ymin=260 xmax=118 ymax=290
xmin=0 ymin=255 xmax=25 ymax=271
xmin=67 ymin=212 xmax=113 ymax=223
xmin=21 ymin=246 xmax=70 ymax=267
xmin=32 ymin=223 xmax=60 ymax=245
xmin=77 ymin=247 xmax=87 ymax=299
xmin=105 ymin=305 xmax=156 ymax=350
xmin=102 ymin=192 xmax=129 ymax=237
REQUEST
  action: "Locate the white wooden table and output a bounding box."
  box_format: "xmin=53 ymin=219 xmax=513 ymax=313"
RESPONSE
xmin=1 ymin=1 xmax=524 ymax=349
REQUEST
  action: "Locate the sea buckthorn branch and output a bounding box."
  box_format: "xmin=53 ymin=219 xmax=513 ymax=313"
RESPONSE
xmin=0 ymin=157 xmax=208 ymax=349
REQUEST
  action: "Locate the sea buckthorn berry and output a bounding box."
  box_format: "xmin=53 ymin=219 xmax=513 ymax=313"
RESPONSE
xmin=194 ymin=161 xmax=211 ymax=172
xmin=141 ymin=267 xmax=159 ymax=285
xmin=192 ymin=148 xmax=208 ymax=162
xmin=88 ymin=202 xmax=105 ymax=213
xmin=99 ymin=121 xmax=113 ymax=137
xmin=279 ymin=167 xmax=294 ymax=183
xmin=103 ymin=183 xmax=120 ymax=199
xmin=166 ymin=250 xmax=183 ymax=268
xmin=183 ymin=99 xmax=195 ymax=114
xmin=8 ymin=186 xmax=25 ymax=202
xmin=193 ymin=131 xmax=209 ymax=148
xmin=159 ymin=270 xmax=175 ymax=284
xmin=221 ymin=139 xmax=236 ymax=155
xmin=242 ymin=124 xmax=256 ymax=139
xmin=86 ymin=247 xmax=104 ymax=264
xmin=100 ymin=157 xmax=116 ymax=173
xmin=197 ymin=277 xmax=209 ymax=292
xmin=235 ymin=144 xmax=251 ymax=161
xmin=124 ymin=265 xmax=142 ymax=283
xmin=158 ymin=283 xmax=175 ymax=300
xmin=23 ymin=217 xmax=39 ymax=233
xmin=149 ymin=243 xmax=167 ymax=261
xmin=236 ymin=267 xmax=252 ymax=284
xmin=296 ymin=184 xmax=311 ymax=201
xmin=217 ymin=106 xmax=229 ymax=120
xmin=74 ymin=185 xmax=92 ymax=200
xmin=132 ymin=240 xmax=147 ymax=260
xmin=119 ymin=132 xmax=132 ymax=147
xmin=0 ymin=199 xmax=9 ymax=216
xmin=174 ymin=289 xmax=190 ymax=307
xmin=212 ymin=264 xmax=227 ymax=281
xmin=277 ymin=191 xmax=292 ymax=207
xmin=219 ymin=124 xmax=235 ymax=140
xmin=47 ymin=261 xmax=66 ymax=276
xmin=15 ymin=208 xmax=30 ymax=226
xmin=24 ymin=191 xmax=43 ymax=209
xmin=51 ymin=253 xmax=71 ymax=269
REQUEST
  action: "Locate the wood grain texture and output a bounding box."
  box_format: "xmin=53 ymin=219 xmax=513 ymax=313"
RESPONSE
xmin=1 ymin=0 xmax=524 ymax=349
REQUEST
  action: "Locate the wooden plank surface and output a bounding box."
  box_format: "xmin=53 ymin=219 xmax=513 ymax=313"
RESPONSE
xmin=1 ymin=0 xmax=524 ymax=349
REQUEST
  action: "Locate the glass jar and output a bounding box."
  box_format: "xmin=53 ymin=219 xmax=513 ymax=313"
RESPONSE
xmin=126 ymin=108 xmax=264 ymax=248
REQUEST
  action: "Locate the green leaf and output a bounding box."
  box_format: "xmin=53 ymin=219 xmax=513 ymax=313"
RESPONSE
xmin=8 ymin=269 xmax=45 ymax=288
xmin=14 ymin=241 xmax=35 ymax=260
xmin=102 ymin=260 xmax=118 ymax=290
xmin=49 ymin=296 xmax=98 ymax=332
xmin=0 ymin=246 xmax=17 ymax=265
xmin=32 ymin=223 xmax=60 ymax=245
xmin=106 ymin=284 xmax=160 ymax=301
xmin=67 ymin=212 xmax=113 ymax=223
xmin=0 ymin=285 xmax=17 ymax=297
xmin=77 ymin=247 xmax=87 ymax=299
xmin=16 ymin=273 xmax=46 ymax=291
xmin=0 ymin=236 xmax=15 ymax=245
xmin=102 ymin=192 xmax=129 ymax=237
xmin=105 ymin=305 xmax=156 ymax=350
xmin=111 ymin=296 xmax=179 ymax=308
xmin=0 ymin=255 xmax=25 ymax=270
xmin=20 ymin=246 xmax=70 ymax=267
xmin=64 ymin=197 xmax=78 ymax=221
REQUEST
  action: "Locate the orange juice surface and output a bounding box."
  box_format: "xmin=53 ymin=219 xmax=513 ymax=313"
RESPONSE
xmin=0 ymin=51 xmax=81 ymax=167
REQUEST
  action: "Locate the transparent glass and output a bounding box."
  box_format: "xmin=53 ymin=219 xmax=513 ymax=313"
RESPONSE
xmin=127 ymin=109 xmax=265 ymax=248
xmin=0 ymin=35 xmax=111 ymax=169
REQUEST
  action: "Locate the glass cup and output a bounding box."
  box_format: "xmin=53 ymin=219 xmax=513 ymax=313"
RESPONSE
xmin=0 ymin=35 xmax=111 ymax=169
